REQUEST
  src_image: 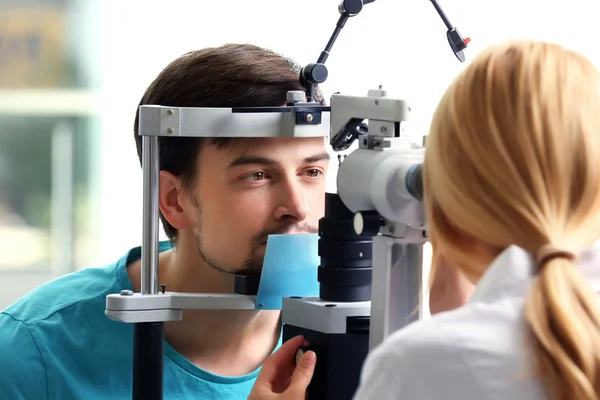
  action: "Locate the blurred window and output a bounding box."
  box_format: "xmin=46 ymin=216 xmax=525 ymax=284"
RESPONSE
xmin=0 ymin=0 xmax=102 ymax=306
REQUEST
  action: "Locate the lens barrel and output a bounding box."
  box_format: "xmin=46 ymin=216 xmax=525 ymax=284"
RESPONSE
xmin=406 ymin=164 xmax=423 ymax=201
xmin=317 ymin=192 xmax=373 ymax=302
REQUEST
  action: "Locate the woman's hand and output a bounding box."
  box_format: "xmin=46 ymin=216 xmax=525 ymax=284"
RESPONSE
xmin=248 ymin=335 xmax=317 ymax=400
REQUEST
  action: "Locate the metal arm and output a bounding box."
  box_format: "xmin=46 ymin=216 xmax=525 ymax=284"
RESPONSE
xmin=300 ymin=0 xmax=376 ymax=102
xmin=134 ymin=136 xmax=162 ymax=400
xmin=430 ymin=0 xmax=471 ymax=62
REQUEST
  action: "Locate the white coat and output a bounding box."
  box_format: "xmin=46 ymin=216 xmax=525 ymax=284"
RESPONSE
xmin=352 ymin=243 xmax=600 ymax=399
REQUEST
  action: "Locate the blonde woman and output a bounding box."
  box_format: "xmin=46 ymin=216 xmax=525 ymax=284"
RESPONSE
xmin=249 ymin=39 xmax=600 ymax=400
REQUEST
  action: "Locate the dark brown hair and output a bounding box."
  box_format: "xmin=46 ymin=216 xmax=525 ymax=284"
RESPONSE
xmin=133 ymin=43 xmax=325 ymax=241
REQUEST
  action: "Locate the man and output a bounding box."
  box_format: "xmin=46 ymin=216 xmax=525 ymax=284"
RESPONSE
xmin=0 ymin=43 xmax=330 ymax=400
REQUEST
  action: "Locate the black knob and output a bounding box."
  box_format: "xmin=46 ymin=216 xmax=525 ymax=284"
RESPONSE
xmin=340 ymin=0 xmax=364 ymax=15
xmin=353 ymin=211 xmax=383 ymax=236
xmin=302 ymin=63 xmax=328 ymax=84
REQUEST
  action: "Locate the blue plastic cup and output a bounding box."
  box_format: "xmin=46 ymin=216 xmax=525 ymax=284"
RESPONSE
xmin=255 ymin=233 xmax=320 ymax=310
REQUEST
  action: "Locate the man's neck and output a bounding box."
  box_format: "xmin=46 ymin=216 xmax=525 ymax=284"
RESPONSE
xmin=127 ymin=239 xmax=282 ymax=377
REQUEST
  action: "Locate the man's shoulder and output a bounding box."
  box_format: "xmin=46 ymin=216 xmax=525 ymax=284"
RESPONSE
xmin=0 ymin=241 xmax=177 ymax=324
xmin=2 ymin=258 xmax=127 ymax=325
xmin=0 ymin=251 xmax=132 ymax=400
xmin=0 ymin=248 xmax=141 ymax=399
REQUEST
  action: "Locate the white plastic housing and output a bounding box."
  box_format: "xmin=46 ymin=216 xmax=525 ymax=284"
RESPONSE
xmin=337 ymin=145 xmax=425 ymax=228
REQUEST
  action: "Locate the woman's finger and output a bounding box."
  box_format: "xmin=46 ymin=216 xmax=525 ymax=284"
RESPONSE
xmin=286 ymin=350 xmax=317 ymax=395
xmin=255 ymin=335 xmax=307 ymax=390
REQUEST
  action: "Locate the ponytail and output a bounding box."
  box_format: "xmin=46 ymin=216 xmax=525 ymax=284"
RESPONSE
xmin=524 ymin=247 xmax=600 ymax=400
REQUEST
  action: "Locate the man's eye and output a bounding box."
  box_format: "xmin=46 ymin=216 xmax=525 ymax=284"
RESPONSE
xmin=305 ymin=169 xmax=322 ymax=177
xmin=244 ymin=172 xmax=265 ymax=181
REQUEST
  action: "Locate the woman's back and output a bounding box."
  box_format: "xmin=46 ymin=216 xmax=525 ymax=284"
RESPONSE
xmin=354 ymin=39 xmax=600 ymax=400
xmin=357 ymin=242 xmax=600 ymax=399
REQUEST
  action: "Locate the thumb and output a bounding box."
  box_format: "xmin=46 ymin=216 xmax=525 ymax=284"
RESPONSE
xmin=286 ymin=350 xmax=316 ymax=394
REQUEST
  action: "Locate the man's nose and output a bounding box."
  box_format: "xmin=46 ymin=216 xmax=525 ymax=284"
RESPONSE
xmin=274 ymin=180 xmax=310 ymax=221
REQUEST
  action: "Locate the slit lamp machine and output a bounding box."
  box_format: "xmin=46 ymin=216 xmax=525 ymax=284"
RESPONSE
xmin=105 ymin=1 xmax=470 ymax=398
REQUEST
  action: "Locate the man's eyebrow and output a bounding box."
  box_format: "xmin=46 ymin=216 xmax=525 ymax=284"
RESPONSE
xmin=302 ymin=152 xmax=331 ymax=164
xmin=227 ymin=152 xmax=331 ymax=168
xmin=228 ymin=156 xmax=278 ymax=168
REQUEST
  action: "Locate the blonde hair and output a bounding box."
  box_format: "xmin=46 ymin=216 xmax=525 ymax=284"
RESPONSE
xmin=424 ymin=39 xmax=600 ymax=399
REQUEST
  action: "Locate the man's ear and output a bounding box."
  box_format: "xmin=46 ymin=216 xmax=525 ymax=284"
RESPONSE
xmin=159 ymin=171 xmax=193 ymax=230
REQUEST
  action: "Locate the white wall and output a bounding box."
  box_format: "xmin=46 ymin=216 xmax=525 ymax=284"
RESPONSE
xmin=97 ymin=0 xmax=600 ymax=265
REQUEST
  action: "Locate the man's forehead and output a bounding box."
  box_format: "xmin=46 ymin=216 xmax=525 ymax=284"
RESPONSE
xmin=199 ymin=136 xmax=330 ymax=169
xmin=216 ymin=137 xmax=327 ymax=156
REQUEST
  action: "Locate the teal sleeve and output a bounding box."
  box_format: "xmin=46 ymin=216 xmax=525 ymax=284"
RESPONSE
xmin=0 ymin=312 xmax=48 ymax=400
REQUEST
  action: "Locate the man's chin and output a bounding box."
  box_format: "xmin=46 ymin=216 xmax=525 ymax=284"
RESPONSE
xmin=234 ymin=260 xmax=264 ymax=279
xmin=233 ymin=270 xmax=263 ymax=290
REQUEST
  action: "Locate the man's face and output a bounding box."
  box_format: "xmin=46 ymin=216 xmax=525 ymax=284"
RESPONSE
xmin=189 ymin=137 xmax=329 ymax=277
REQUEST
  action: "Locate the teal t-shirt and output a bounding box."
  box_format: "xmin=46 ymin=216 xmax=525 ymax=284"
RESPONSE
xmin=0 ymin=242 xmax=268 ymax=400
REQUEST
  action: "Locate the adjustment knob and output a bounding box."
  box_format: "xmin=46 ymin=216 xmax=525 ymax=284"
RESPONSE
xmin=311 ymin=64 xmax=328 ymax=83
xmin=339 ymin=0 xmax=364 ymax=15
xmin=301 ymin=63 xmax=328 ymax=84
xmin=286 ymin=90 xmax=306 ymax=104
xmin=353 ymin=211 xmax=383 ymax=236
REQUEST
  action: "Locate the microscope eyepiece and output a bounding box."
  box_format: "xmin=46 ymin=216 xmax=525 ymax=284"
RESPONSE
xmin=405 ymin=164 xmax=423 ymax=202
